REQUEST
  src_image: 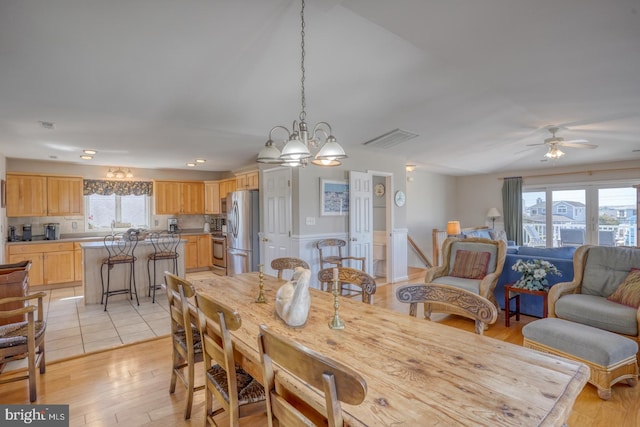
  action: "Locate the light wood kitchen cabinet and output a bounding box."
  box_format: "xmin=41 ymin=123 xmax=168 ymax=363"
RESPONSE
xmin=47 ymin=176 xmax=84 ymax=216
xmin=7 ymin=242 xmax=75 ymax=286
xmin=236 ymin=171 xmax=259 ymax=190
xmin=184 ymin=234 xmax=212 ymax=271
xmin=154 ymin=181 xmax=182 ymax=214
xmin=6 ymin=173 xmax=83 ymax=217
xmin=219 ymin=179 xmax=237 ymax=200
xmin=197 ymin=234 xmax=212 ymax=268
xmin=154 ymin=180 xmax=204 ymax=215
xmin=181 ymin=181 xmax=204 ymax=214
xmin=6 ymin=174 xmax=47 ymax=217
xmin=74 ymin=239 xmax=101 ymax=281
xmin=204 ymin=181 xmax=221 ymax=214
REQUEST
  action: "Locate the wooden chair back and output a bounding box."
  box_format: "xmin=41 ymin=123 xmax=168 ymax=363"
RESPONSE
xmin=163 ymin=271 xmax=202 ymax=419
xmin=195 ymin=293 xmax=266 ymax=424
xmin=258 ymin=324 xmax=367 ymax=427
xmin=271 ymin=257 xmax=310 ymax=279
xmin=396 ymin=283 xmax=498 ymax=335
xmin=317 ymin=267 xmax=376 ymax=304
xmin=0 ymin=291 xmax=47 ymax=402
xmin=315 ymin=239 xmax=365 ymax=271
xmin=164 ymin=272 xmax=196 ymax=334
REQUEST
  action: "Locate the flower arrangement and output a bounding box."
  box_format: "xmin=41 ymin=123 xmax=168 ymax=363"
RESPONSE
xmin=512 ymin=258 xmax=561 ymax=291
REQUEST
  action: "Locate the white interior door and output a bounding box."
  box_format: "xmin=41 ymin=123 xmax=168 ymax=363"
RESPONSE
xmin=261 ymin=168 xmax=292 ymax=277
xmin=349 ymin=171 xmax=373 ymax=275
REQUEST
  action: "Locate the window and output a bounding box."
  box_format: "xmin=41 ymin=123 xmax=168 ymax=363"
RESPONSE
xmin=523 ymin=184 xmax=637 ymax=247
xmin=86 ymin=194 xmax=150 ymax=230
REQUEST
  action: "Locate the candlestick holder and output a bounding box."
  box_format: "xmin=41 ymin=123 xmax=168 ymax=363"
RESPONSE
xmin=255 ymin=264 xmax=267 ymax=304
xmin=328 ymin=278 xmax=345 ymax=330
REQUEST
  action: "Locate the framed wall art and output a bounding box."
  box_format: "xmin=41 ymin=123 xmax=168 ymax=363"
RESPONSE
xmin=320 ymin=179 xmax=349 ymax=216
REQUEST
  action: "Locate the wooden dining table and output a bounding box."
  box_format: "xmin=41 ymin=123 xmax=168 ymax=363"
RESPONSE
xmin=192 ymin=272 xmax=589 ymax=427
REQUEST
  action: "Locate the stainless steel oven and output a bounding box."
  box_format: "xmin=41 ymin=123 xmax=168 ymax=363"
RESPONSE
xmin=211 ymin=235 xmax=227 ymax=276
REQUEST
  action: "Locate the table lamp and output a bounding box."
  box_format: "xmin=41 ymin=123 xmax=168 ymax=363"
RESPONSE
xmin=447 ymin=220 xmax=461 ymax=236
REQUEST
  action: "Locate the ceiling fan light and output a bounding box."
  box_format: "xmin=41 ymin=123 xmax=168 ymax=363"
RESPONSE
xmin=106 ymin=168 xmax=114 ymax=178
xmin=545 ymin=147 xmax=565 ymax=159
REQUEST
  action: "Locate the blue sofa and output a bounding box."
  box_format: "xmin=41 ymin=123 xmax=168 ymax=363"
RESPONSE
xmin=495 ymin=246 xmax=576 ymax=317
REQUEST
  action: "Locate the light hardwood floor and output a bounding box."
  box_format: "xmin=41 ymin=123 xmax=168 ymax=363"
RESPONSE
xmin=1 ymin=269 xmax=638 ymax=426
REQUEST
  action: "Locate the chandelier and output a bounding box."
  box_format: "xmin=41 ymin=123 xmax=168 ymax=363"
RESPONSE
xmin=106 ymin=167 xmax=133 ymax=179
xmin=256 ymin=0 xmax=347 ymax=167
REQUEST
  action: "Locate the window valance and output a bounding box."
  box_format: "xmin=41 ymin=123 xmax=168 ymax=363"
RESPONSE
xmin=83 ymin=180 xmax=153 ymax=196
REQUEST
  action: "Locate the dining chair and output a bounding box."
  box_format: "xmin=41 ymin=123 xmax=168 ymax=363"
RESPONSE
xmin=0 ymin=289 xmax=47 ymax=402
xmin=317 ymin=267 xmax=376 ymax=304
xmin=101 ymin=232 xmax=139 ymax=311
xmin=396 ymin=283 xmax=498 ymax=335
xmin=315 ymin=239 xmax=366 ymax=271
xmin=270 ymin=257 xmax=310 ymax=280
xmin=258 ymin=324 xmax=367 ymax=427
xmin=195 ymin=293 xmax=266 ymax=426
xmin=164 ymin=271 xmax=204 ymax=420
xmin=147 ymin=231 xmax=181 ymax=303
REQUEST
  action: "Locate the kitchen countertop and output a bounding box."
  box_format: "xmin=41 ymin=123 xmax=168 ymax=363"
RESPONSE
xmin=5 ymin=228 xmax=213 ymax=245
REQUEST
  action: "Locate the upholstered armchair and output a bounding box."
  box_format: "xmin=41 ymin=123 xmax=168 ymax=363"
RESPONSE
xmin=548 ymin=245 xmax=640 ymax=345
xmin=424 ymin=237 xmax=507 ymax=311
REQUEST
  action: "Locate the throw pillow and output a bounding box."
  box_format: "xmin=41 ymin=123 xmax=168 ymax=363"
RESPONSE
xmin=607 ymin=268 xmax=640 ymax=308
xmin=450 ymin=250 xmax=491 ymax=280
xmin=489 ymin=229 xmax=508 ymax=243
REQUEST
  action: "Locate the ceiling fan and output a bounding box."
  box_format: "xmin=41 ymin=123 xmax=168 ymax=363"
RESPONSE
xmin=528 ymin=126 xmax=598 ymax=159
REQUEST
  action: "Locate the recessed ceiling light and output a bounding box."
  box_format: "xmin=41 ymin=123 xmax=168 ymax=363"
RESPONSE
xmin=186 ymin=163 xmax=196 ymax=167
xmin=195 ymin=159 xmax=206 ymax=163
xmin=83 ymin=149 xmax=97 ymax=155
xmin=80 ymin=155 xmax=93 ymax=160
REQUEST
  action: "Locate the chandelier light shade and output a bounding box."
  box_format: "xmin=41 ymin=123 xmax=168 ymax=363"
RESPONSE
xmin=256 ymin=0 xmax=347 ymax=167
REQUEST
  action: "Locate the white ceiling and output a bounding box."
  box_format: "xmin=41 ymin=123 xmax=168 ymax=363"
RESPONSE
xmin=1 ymin=0 xmax=639 ymax=176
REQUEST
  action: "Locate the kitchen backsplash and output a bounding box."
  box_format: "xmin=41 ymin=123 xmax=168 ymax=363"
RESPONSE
xmin=7 ymin=214 xmax=215 ymax=238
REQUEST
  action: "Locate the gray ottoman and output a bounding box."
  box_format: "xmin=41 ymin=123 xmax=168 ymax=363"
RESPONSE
xmin=522 ymin=318 xmax=638 ymax=400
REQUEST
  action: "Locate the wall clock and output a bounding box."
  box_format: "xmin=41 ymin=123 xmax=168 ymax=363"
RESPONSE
xmin=394 ymin=190 xmax=406 ymax=207
xmin=374 ymin=183 xmax=385 ymax=197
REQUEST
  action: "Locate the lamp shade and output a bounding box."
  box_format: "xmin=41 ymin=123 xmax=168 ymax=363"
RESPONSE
xmin=447 ymin=221 xmax=461 ymax=236
xmin=486 ymin=208 xmax=501 ymax=219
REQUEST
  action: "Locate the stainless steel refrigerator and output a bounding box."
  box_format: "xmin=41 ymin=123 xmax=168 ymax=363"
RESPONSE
xmin=226 ymin=189 xmax=260 ymax=275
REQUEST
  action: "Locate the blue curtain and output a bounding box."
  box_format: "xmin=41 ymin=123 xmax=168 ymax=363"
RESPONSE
xmin=502 ymin=177 xmax=523 ymax=245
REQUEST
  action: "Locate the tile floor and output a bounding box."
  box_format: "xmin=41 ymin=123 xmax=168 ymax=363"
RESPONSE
xmin=6 ymin=282 xmax=173 ymax=371
xmin=6 ymin=270 xmax=218 ymax=371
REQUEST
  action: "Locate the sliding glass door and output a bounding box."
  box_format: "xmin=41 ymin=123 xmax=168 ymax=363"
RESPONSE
xmin=522 ymin=184 xmax=637 ymax=247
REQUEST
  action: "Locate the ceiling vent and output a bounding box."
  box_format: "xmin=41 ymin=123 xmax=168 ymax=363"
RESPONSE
xmin=362 ymin=128 xmax=419 ymax=149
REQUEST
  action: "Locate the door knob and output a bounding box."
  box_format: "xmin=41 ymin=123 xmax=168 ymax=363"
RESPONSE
xmin=262 ymin=237 xmax=269 ymax=242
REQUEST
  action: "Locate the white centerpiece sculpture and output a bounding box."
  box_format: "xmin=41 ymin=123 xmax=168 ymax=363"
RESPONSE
xmin=275 ymin=267 xmax=311 ymax=327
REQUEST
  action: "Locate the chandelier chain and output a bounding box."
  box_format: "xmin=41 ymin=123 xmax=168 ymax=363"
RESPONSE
xmin=299 ymin=0 xmax=306 ymax=122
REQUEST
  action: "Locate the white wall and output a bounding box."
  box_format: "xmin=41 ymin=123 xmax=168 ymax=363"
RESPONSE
xmin=455 ymin=159 xmax=640 ymax=230
xmin=406 ymin=169 xmax=456 ymax=267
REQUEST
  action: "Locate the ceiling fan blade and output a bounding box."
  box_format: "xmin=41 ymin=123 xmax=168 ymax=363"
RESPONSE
xmin=526 ymin=143 xmax=545 ymax=147
xmin=563 ymin=138 xmax=589 ymax=144
xmin=558 ymin=141 xmax=598 ymax=149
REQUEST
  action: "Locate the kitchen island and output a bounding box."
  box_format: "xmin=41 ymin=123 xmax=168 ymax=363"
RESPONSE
xmin=81 ymin=239 xmax=186 ymax=305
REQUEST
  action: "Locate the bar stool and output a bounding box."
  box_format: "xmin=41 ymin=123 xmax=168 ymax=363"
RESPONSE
xmin=147 ymin=231 xmax=180 ymax=303
xmin=100 ymin=232 xmax=139 ymax=311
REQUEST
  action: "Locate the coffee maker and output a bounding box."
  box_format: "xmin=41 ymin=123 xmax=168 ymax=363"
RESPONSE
xmin=22 ymin=224 xmax=32 ymax=241
xmin=8 ymin=226 xmax=16 ymax=242
xmin=168 ymin=218 xmax=178 ymax=232
xmin=44 ymin=223 xmax=60 ymax=240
